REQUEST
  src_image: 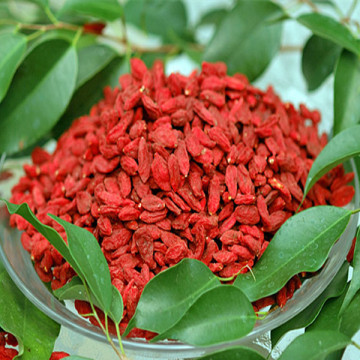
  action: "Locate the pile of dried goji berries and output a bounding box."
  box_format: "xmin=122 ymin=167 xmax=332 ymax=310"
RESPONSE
xmin=9 ymin=59 xmax=355 ymax=335
xmin=0 ymin=331 xmax=68 ymax=360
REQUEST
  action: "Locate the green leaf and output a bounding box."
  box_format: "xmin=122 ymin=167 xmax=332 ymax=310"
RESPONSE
xmin=54 ymin=276 xmax=88 ymax=301
xmin=53 ymin=56 xmax=125 ymax=138
xmin=152 ymin=286 xmax=255 ymax=346
xmin=109 ymin=285 xmax=123 ymax=325
xmin=196 ymin=8 xmax=228 ymax=28
xmin=340 ymin=227 xmax=360 ymax=314
xmin=303 ymin=125 xmax=360 ymax=198
xmin=48 ymin=215 xmax=112 ymax=314
xmin=355 ymin=155 xmax=360 ymax=185
xmin=271 ymin=261 xmax=349 ymax=347
xmin=301 ymin=35 xmax=341 ymax=91
xmin=8 ymin=135 xmax=51 ymax=160
xmin=140 ymin=53 xmax=166 ymax=69
xmin=0 ymin=262 xmax=60 ymax=360
xmin=124 ymin=0 xmax=187 ymax=41
xmin=0 ymin=39 xmax=77 ymax=155
xmin=0 ymin=202 xmax=114 ymax=316
xmin=231 ymin=22 xmax=282 ymax=81
xmin=203 ymin=0 xmax=283 ymax=81
xmin=198 ymin=346 xmax=265 ymax=360
xmin=339 ymin=290 xmax=360 ymax=338
xmin=278 ymin=330 xmax=351 ymax=360
xmin=0 ymin=33 xmax=27 ymax=103
xmin=333 ymin=50 xmax=360 ymax=135
xmin=306 ymin=284 xmax=349 ymax=333
xmin=0 ymin=25 xmax=17 ymax=35
xmin=54 ymin=276 xmax=123 ymax=324
xmin=76 ymin=44 xmax=117 ymax=89
xmin=27 ymin=30 xmax=96 ymax=55
xmin=234 ymin=206 xmax=351 ymax=301
xmin=0 ymin=200 xmax=82 ymax=277
xmin=124 ymin=258 xmax=221 ymax=336
xmin=185 ymin=48 xmax=203 ymax=65
xmin=60 ymin=0 xmax=123 ymax=22
xmin=297 ymin=13 xmax=360 ymax=56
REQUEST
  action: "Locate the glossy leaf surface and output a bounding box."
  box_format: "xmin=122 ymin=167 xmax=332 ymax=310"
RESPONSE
xmin=76 ymin=44 xmax=117 ymax=89
xmin=54 ymin=277 xmax=123 ymax=324
xmin=0 ymin=261 xmax=60 ymax=360
xmin=0 ymin=39 xmax=77 ymax=154
xmin=0 ymin=200 xmax=81 ymax=276
xmin=198 ymin=346 xmax=265 ymax=360
xmin=234 ymin=206 xmax=351 ymax=301
xmin=301 ymin=35 xmax=341 ymax=91
xmin=333 ymin=50 xmax=360 ymax=135
xmin=297 ymin=13 xmax=360 ymax=55
xmin=304 ymin=125 xmax=360 ymax=197
xmin=0 ymin=33 xmax=27 ymax=102
xmin=153 ymin=286 xmax=255 ymax=346
xmin=340 ymin=227 xmax=360 ymax=314
xmin=278 ymin=330 xmax=350 ymax=360
xmin=53 ymin=56 xmax=124 ymax=137
xmin=339 ymin=290 xmax=360 ymax=338
xmin=49 ymin=215 xmax=112 ymax=313
xmin=61 ymin=0 xmax=123 ymax=21
xmin=204 ymin=0 xmax=283 ymax=80
xmin=124 ymin=0 xmax=187 ymax=40
xmin=271 ymin=261 xmax=348 ymax=346
xmin=124 ymin=259 xmax=221 ymax=336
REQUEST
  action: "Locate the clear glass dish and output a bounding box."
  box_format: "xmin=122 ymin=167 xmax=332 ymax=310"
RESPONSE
xmin=0 ymin=159 xmax=358 ymax=360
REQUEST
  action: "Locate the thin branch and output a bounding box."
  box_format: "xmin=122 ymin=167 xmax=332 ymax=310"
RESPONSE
xmin=83 ymin=284 xmax=124 ymax=360
xmin=25 ymin=29 xmax=45 ymax=41
xmin=0 ymin=19 xmax=79 ymax=31
xmin=300 ymin=0 xmax=319 ymax=12
xmin=44 ymin=6 xmax=59 ymax=25
xmin=0 ymin=19 xmax=303 ymax=55
xmin=347 ymin=0 xmax=359 ymax=18
xmin=280 ymin=45 xmax=303 ymax=52
xmin=120 ymin=12 xmax=128 ymax=48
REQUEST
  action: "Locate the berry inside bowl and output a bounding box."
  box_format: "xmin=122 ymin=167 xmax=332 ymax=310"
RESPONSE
xmin=0 ymin=59 xmax=359 ymax=359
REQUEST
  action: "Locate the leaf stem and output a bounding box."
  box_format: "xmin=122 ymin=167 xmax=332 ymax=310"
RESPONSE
xmin=78 ymin=313 xmax=96 ymax=317
xmin=44 ymin=6 xmax=59 ymax=25
xmin=352 ymin=340 xmax=360 ymax=350
xmin=255 ymin=311 xmax=269 ymax=320
xmin=280 ymin=45 xmax=302 ymax=52
xmin=347 ymin=0 xmax=358 ymax=19
xmin=72 ymin=28 xmax=83 ymax=47
xmin=217 ymin=264 xmax=255 ymax=282
xmin=83 ymin=284 xmax=124 ymax=359
xmin=352 ymin=208 xmax=360 ymax=214
xmin=116 ymin=324 xmax=125 ymax=355
xmin=300 ymin=0 xmax=319 ymax=12
xmin=92 ymin=310 xmax=123 ymax=359
xmin=120 ymin=12 xmax=128 ymax=49
xmin=0 ymin=153 xmax=6 ymax=173
xmin=26 ymin=29 xmax=45 ymax=42
xmin=0 ymin=18 xmax=304 ymax=56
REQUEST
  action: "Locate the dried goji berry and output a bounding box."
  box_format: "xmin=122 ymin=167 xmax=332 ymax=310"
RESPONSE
xmin=10 ymin=58 xmax=355 ymax=334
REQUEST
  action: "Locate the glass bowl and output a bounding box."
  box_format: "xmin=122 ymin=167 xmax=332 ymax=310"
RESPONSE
xmin=0 ymin=159 xmax=358 ymax=360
